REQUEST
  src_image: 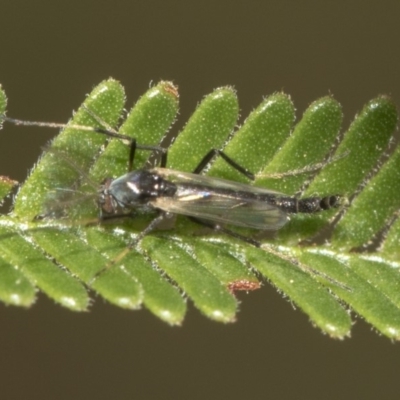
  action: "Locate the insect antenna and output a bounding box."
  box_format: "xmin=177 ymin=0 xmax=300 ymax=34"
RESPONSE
xmin=2 ymin=113 xmax=168 ymax=167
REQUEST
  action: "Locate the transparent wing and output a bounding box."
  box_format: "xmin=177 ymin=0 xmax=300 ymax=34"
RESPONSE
xmin=152 ymin=168 xmax=288 ymax=230
xmin=155 ymin=168 xmax=284 ymax=194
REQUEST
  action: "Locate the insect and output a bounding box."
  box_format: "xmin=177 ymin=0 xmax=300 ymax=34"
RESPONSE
xmin=3 ymin=112 xmax=344 ymax=285
xmin=99 ymin=141 xmax=341 ymax=248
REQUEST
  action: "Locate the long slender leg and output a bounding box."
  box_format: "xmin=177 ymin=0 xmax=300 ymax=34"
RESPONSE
xmin=97 ymin=146 xmax=256 ymax=280
xmin=128 ymin=139 xmax=137 ymax=172
xmin=91 ymin=144 xmax=257 ymax=280
xmin=190 ymin=149 xmax=259 ymax=246
xmin=4 ymin=115 xmax=167 ymax=170
xmin=189 ymin=151 xmax=348 ymax=289
xmin=82 ymin=105 xmax=168 ymax=170
xmin=4 ymin=116 xmax=138 ymax=144
xmin=89 ymin=212 xmax=167 ymax=283
xmin=193 ymin=149 xmax=255 ymax=180
xmin=126 ymin=137 xmax=167 ymax=171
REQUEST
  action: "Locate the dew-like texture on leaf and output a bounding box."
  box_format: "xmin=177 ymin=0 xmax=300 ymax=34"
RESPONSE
xmin=381 ymin=217 xmax=400 ymax=262
xmin=246 ymin=246 xmax=351 ymax=338
xmin=167 ymin=87 xmax=239 ymax=173
xmin=257 ymin=96 xmax=342 ymax=194
xmin=90 ymin=81 xmax=179 ymax=180
xmin=260 ymin=97 xmax=344 ymax=243
xmin=183 ymin=238 xmax=259 ymax=288
xmin=0 ymin=225 xmax=88 ymax=311
xmin=0 ymin=176 xmax=17 ymax=202
xmin=13 ymin=79 xmax=126 ymax=219
xmin=348 ymin=256 xmax=400 ymax=309
xmin=85 ymin=229 xmax=186 ymax=325
xmin=332 ymin=143 xmax=400 ymax=249
xmin=29 ymin=227 xmax=143 ymax=309
xmin=0 ymin=81 xmax=399 ymax=338
xmin=142 ymin=236 xmax=238 ymax=323
xmin=308 ymin=96 xmax=397 ymax=196
xmin=208 ymin=92 xmax=295 ymax=183
xmin=300 ymin=251 xmax=400 ymax=340
xmin=0 ymin=257 xmax=36 ymax=307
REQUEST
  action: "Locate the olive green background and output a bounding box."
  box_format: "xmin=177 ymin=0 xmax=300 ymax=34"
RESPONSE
xmin=1 ymin=2 xmax=399 ymax=399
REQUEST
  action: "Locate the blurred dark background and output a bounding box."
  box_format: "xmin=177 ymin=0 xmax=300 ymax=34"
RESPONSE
xmin=1 ymin=2 xmax=399 ymax=399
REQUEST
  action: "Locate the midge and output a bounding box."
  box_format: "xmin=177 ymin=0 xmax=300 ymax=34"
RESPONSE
xmin=3 ymin=113 xmax=342 ymax=256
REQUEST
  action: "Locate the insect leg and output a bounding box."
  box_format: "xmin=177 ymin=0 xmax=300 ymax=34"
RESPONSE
xmin=4 ymin=113 xmax=168 ymax=171
xmin=126 ymin=137 xmax=167 ymax=171
xmin=193 ymin=149 xmax=255 ymax=180
xmin=89 ymin=212 xmax=168 ymax=283
xmin=128 ymin=139 xmax=137 ymax=172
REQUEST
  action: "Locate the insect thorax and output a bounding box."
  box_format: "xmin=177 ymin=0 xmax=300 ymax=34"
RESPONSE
xmin=100 ymin=170 xmax=177 ymax=214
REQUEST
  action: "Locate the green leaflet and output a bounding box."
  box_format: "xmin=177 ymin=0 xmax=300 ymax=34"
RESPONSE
xmin=0 ymin=80 xmax=399 ymax=338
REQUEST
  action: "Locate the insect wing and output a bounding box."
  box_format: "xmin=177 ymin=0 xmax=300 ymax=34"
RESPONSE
xmin=152 ymin=168 xmax=288 ymax=230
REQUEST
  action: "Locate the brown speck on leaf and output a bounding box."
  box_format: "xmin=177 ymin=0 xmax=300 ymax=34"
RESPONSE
xmin=228 ymin=280 xmax=261 ymax=293
xmin=0 ymin=176 xmax=18 ymax=187
xmin=162 ymin=81 xmax=179 ymax=98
